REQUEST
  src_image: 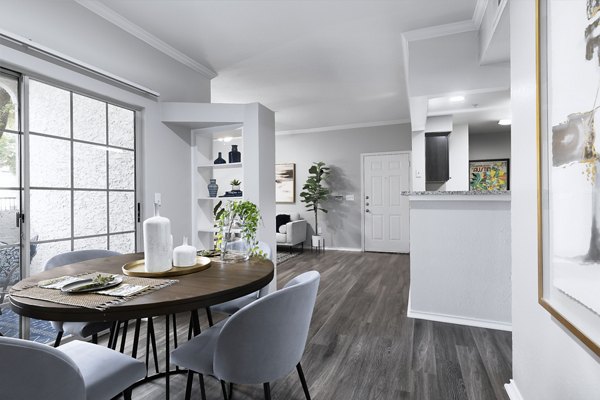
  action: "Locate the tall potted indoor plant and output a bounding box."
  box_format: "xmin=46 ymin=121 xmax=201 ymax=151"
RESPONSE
xmin=300 ymin=161 xmax=330 ymax=248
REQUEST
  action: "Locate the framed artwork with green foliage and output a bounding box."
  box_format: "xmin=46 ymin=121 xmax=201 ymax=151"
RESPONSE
xmin=469 ymin=159 xmax=509 ymax=191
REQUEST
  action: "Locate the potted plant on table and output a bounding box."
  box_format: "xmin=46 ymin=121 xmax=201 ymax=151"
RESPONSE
xmin=215 ymin=200 xmax=266 ymax=261
xmin=300 ymin=161 xmax=330 ymax=249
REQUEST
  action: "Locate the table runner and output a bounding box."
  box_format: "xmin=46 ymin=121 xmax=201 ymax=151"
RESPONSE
xmin=9 ymin=273 xmax=177 ymax=311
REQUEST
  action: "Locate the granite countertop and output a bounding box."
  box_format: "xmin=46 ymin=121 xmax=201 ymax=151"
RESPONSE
xmin=401 ymin=190 xmax=510 ymax=196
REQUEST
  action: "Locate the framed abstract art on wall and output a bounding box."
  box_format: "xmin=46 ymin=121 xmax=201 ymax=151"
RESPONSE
xmin=537 ymin=0 xmax=600 ymax=356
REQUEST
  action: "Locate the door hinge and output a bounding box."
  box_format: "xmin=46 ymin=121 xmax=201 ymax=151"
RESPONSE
xmin=137 ymin=203 xmax=141 ymax=223
xmin=15 ymin=212 xmax=25 ymax=228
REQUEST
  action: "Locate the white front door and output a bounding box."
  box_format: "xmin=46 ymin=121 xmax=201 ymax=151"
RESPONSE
xmin=363 ymin=153 xmax=410 ymax=253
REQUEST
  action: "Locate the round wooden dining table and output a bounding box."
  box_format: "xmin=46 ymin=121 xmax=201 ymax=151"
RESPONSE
xmin=9 ymin=252 xmax=274 ymax=322
xmin=8 ymin=252 xmax=274 ymax=400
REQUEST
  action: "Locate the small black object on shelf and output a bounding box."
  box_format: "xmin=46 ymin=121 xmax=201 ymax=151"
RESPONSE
xmin=220 ymin=190 xmax=243 ymax=198
xmin=229 ymin=145 xmax=241 ymax=163
xmin=214 ymin=152 xmax=226 ymax=164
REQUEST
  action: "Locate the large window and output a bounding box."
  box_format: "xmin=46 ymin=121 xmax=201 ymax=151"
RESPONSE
xmin=28 ymin=80 xmax=137 ymax=274
xmin=0 ymin=72 xmax=138 ymax=341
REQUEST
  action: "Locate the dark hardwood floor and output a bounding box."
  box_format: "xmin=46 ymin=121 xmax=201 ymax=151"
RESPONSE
xmin=107 ymin=251 xmax=511 ymax=400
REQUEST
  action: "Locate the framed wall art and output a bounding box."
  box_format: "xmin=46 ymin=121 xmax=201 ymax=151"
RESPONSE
xmin=276 ymin=163 xmax=296 ymax=203
xmin=469 ymin=159 xmax=510 ymax=191
xmin=538 ymin=0 xmax=600 ymax=355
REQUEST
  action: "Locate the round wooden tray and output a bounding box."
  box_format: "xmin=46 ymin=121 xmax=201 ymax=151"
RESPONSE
xmin=122 ymin=256 xmax=211 ymax=277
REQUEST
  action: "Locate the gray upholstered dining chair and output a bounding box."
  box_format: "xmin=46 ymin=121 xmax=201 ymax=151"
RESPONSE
xmin=208 ymin=241 xmax=272 ymax=320
xmin=0 ymin=336 xmax=145 ymax=400
xmin=172 ymin=270 xmax=320 ymax=400
xmin=44 ymin=249 xmax=121 ymax=347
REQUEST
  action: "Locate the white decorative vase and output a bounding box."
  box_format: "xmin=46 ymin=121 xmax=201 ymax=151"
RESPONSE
xmin=143 ymin=204 xmax=172 ymax=272
xmin=173 ymin=236 xmax=197 ymax=267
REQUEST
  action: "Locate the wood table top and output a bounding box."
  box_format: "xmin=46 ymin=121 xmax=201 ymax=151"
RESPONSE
xmin=9 ymin=253 xmax=274 ymax=322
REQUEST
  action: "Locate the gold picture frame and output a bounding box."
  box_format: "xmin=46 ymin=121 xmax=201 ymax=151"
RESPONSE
xmin=537 ymin=0 xmax=600 ymax=356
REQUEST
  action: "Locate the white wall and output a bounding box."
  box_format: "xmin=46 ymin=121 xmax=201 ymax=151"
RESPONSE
xmin=276 ymin=123 xmax=412 ymax=250
xmin=409 ymin=196 xmax=511 ymax=330
xmin=0 ymin=0 xmax=211 ymax=102
xmin=510 ymin=1 xmax=600 ymax=398
xmin=469 ymin=132 xmax=511 ymax=160
xmin=408 ymin=30 xmax=510 ymax=97
xmin=446 ymin=124 xmax=469 ymax=191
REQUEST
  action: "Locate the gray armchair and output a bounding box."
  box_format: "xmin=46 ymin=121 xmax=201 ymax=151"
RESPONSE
xmin=172 ymin=271 xmax=320 ymax=400
xmin=0 ymin=336 xmax=145 ymax=400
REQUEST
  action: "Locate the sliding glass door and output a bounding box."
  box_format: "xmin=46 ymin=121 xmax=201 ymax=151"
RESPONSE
xmin=28 ymin=80 xmax=137 ymax=275
xmin=0 ymin=69 xmax=23 ymax=338
xmin=0 ymin=72 xmax=138 ymax=341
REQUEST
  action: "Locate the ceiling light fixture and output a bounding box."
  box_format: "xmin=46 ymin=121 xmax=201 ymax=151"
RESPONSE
xmin=449 ymin=95 xmax=465 ymax=103
xmin=498 ymin=119 xmax=512 ymax=126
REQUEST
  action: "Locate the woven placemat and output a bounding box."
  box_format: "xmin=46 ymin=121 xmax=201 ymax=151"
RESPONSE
xmin=9 ymin=273 xmax=177 ymax=311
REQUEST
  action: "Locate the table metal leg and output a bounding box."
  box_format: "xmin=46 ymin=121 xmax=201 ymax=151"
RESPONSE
xmin=165 ymin=315 xmax=170 ymax=400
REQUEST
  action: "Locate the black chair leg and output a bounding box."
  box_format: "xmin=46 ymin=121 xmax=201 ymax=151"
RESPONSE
xmin=205 ymin=307 xmax=214 ymax=327
xmin=123 ymin=388 xmax=133 ymax=400
xmin=185 ymin=370 xmax=194 ymax=400
xmin=199 ymin=373 xmax=207 ymax=400
xmin=131 ymin=319 xmax=141 ymax=359
xmin=91 ymin=333 xmax=98 ymax=344
xmin=220 ymin=380 xmax=229 ymax=400
xmin=297 ymin=363 xmax=312 ymax=400
xmin=53 ymin=331 xmax=63 ymax=347
xmin=119 ymin=320 xmax=129 ymax=353
xmin=263 ymin=382 xmax=271 ymax=400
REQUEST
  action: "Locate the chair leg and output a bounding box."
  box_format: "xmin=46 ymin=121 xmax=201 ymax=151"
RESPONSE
xmin=53 ymin=331 xmax=63 ymax=347
xmin=297 ymin=363 xmax=312 ymax=400
xmin=263 ymin=382 xmax=271 ymax=400
xmin=123 ymin=387 xmax=133 ymax=400
xmin=119 ymin=320 xmax=129 ymax=353
xmin=91 ymin=333 xmax=98 ymax=344
xmin=131 ymin=319 xmax=141 ymax=358
xmin=220 ymin=380 xmax=228 ymax=400
xmin=198 ymin=373 xmax=207 ymax=400
xmin=205 ymin=307 xmax=214 ymax=327
xmin=185 ymin=370 xmax=194 ymax=400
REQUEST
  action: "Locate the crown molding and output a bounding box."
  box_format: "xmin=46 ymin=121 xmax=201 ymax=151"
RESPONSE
xmin=276 ymin=119 xmax=411 ymax=136
xmin=472 ymin=0 xmax=488 ymax=30
xmin=75 ymin=0 xmax=217 ymax=79
xmin=402 ymin=19 xmax=476 ymax=42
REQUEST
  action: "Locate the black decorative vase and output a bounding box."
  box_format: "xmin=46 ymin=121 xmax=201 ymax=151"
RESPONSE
xmin=229 ymin=145 xmax=241 ymax=163
xmin=214 ymin=152 xmax=226 ymax=164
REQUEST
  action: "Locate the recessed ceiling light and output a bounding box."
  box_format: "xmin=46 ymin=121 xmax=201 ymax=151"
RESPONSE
xmin=449 ymin=95 xmax=465 ymax=103
xmin=498 ymin=119 xmax=512 ymax=126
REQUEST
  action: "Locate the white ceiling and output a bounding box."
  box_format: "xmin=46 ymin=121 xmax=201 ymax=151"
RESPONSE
xmin=86 ymin=0 xmax=479 ymax=132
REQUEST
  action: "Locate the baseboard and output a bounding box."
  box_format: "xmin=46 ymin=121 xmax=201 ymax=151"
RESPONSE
xmin=407 ymin=307 xmax=512 ymax=332
xmin=505 ymin=380 xmax=524 ymax=400
xmin=326 ymin=247 xmax=362 ymax=252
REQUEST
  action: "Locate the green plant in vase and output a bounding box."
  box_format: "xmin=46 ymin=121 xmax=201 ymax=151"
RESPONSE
xmin=215 ymin=200 xmax=266 ymax=261
xmin=299 ymin=161 xmax=330 ymax=248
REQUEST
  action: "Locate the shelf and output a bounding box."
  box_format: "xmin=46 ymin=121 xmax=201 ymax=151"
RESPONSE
xmin=198 ymin=226 xmax=218 ymax=233
xmin=197 ymin=162 xmax=243 ymax=169
xmin=198 ymin=196 xmax=243 ymax=201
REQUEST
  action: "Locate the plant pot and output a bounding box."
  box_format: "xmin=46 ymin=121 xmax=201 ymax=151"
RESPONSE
xmin=312 ymin=235 xmax=324 ymax=248
xmin=232 ymin=185 xmax=240 ymax=191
